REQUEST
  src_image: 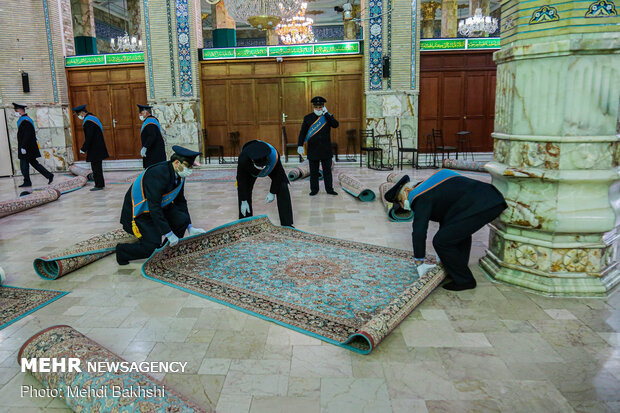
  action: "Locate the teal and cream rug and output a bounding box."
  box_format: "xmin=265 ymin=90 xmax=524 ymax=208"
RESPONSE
xmin=143 ymin=216 xmax=444 ymax=354
xmin=0 ymin=286 xmax=68 ymax=330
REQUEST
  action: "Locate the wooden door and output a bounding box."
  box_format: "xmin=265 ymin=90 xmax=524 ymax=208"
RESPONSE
xmin=110 ymin=85 xmax=139 ymax=159
xmin=69 ymin=86 xmax=91 ymax=160
xmin=463 ymin=73 xmax=488 ymax=152
xmin=441 ymin=73 xmax=464 ymax=148
xmin=255 ymin=79 xmax=281 ymax=150
xmin=203 ymin=80 xmax=229 ymax=150
xmin=282 ymin=78 xmax=308 ymax=148
xmin=336 ymin=75 xmax=363 ymax=151
xmin=229 ymin=80 xmax=256 ymax=149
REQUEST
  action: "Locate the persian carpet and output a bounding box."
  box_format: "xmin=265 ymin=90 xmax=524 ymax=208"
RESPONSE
xmin=338 ymin=173 xmax=376 ymax=202
xmin=442 ymin=158 xmax=488 ymax=172
xmin=34 ymin=229 xmax=137 ymax=280
xmin=142 ymin=216 xmax=445 ymax=354
xmin=379 ymin=180 xmax=414 ymax=222
xmin=287 ymin=160 xmax=334 ymax=181
xmin=19 ymin=325 xmax=210 ymax=412
xmin=120 ymin=169 xmax=237 ymax=184
xmin=50 ymin=176 xmax=88 ymax=194
xmin=68 ymin=164 xmax=94 ymax=181
xmin=0 ymin=286 xmax=68 ymax=330
xmin=0 ymin=188 xmax=60 ymax=219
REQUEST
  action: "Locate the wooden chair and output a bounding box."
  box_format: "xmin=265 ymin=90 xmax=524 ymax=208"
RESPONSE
xmin=395 ymin=130 xmax=418 ymax=170
xmin=431 ymin=128 xmax=457 ymax=167
xmin=228 ymin=131 xmax=241 ymax=163
xmin=359 ymin=129 xmax=382 ymax=168
xmin=282 ymin=126 xmax=303 ymax=162
xmin=202 ymin=129 xmax=224 ymax=164
xmin=456 ymin=130 xmax=474 ymax=161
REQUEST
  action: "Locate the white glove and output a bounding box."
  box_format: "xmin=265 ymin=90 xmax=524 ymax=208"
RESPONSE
xmin=188 ymin=225 xmax=206 ymax=236
xmin=322 ymin=107 xmax=328 ymax=114
xmin=240 ymin=200 xmax=251 ymax=217
xmin=265 ymin=192 xmax=275 ymax=203
xmin=416 ymin=263 xmax=437 ymax=276
xmin=297 ymin=146 xmax=304 ymax=156
xmin=20 ymin=148 xmax=26 ymax=155
xmin=165 ymin=232 xmax=179 ymax=247
xmin=140 ymin=147 xmax=147 ymax=157
xmin=79 ymin=150 xmax=85 ymax=154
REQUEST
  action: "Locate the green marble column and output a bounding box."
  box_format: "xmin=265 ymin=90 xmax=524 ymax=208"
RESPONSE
xmin=479 ymin=0 xmax=620 ymax=296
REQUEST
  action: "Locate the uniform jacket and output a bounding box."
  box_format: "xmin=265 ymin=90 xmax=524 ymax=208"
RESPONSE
xmin=411 ymin=176 xmax=507 ymax=258
xmin=236 ymin=140 xmax=289 ymax=201
xmin=17 ymin=114 xmax=41 ymax=160
xmin=297 ymin=112 xmax=339 ymax=161
xmin=81 ymin=113 xmax=110 ymax=162
xmin=141 ymin=116 xmax=166 ymax=168
xmin=120 ymin=161 xmax=190 ymax=236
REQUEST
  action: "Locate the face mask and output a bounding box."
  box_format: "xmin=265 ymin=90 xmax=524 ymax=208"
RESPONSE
xmin=14 ymin=112 xmax=21 ymax=117
xmin=252 ymin=161 xmax=266 ymax=171
xmin=139 ymin=115 xmax=145 ymax=121
xmin=314 ymin=109 xmax=323 ymax=116
xmin=402 ymin=199 xmax=411 ymax=211
xmin=177 ymin=165 xmax=192 ymax=178
xmin=78 ymin=115 xmax=84 ymax=120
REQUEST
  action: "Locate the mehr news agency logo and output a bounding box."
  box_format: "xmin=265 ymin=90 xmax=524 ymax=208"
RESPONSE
xmin=20 ymin=358 xmax=188 ymax=398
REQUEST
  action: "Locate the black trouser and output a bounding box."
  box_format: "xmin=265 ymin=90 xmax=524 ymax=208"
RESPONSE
xmin=115 ymin=206 xmax=190 ymax=262
xmin=309 ymin=158 xmax=333 ymax=193
xmin=237 ymin=179 xmax=294 ymax=227
xmin=20 ymin=158 xmax=53 ymax=185
xmin=90 ymin=160 xmax=105 ymax=188
xmin=432 ymin=204 xmax=506 ymax=285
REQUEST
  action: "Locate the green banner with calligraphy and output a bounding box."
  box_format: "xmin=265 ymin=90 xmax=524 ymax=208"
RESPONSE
xmin=467 ymin=38 xmax=501 ymax=49
xmin=235 ymin=47 xmax=269 ymax=58
xmin=420 ymin=38 xmax=500 ymax=51
xmin=269 ymin=45 xmax=314 ymax=56
xmin=202 ymin=48 xmax=235 ymax=59
xmin=106 ymin=52 xmax=144 ymax=64
xmin=65 ymin=55 xmax=105 ymax=67
xmin=314 ymin=42 xmax=360 ymax=55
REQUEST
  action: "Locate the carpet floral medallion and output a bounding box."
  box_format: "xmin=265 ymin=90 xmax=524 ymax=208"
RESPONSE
xmin=0 ymin=286 xmax=68 ymax=330
xmin=143 ymin=216 xmax=445 ymax=353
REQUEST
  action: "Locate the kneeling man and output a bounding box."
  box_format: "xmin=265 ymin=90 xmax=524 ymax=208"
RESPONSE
xmin=384 ymin=170 xmax=507 ymax=291
xmin=116 ymin=145 xmax=206 ymax=265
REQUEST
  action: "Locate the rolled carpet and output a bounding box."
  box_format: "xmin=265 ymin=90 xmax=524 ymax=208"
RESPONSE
xmin=442 ymin=158 xmax=488 ymax=172
xmin=338 ymin=173 xmax=376 ymax=202
xmin=50 ymin=176 xmax=88 ymax=194
xmin=0 ymin=188 xmax=60 ymax=219
xmin=34 ymin=229 xmax=137 ymax=280
xmin=18 ymin=325 xmax=210 ymax=412
xmin=68 ymin=164 xmax=94 ymax=181
xmin=288 ymin=160 xmax=335 ymax=181
xmin=379 ymin=182 xmax=414 ymax=222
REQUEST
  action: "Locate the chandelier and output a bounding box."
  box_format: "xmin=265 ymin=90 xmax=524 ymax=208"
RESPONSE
xmin=110 ymin=32 xmax=142 ymax=52
xmin=225 ymin=0 xmax=302 ymax=30
xmin=458 ymin=8 xmax=498 ymax=37
xmin=276 ymin=2 xmax=315 ymax=44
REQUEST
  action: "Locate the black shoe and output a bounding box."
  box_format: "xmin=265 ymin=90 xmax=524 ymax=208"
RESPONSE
xmin=48 ymin=175 xmax=54 ymax=185
xmin=18 ymin=182 xmax=32 ymax=188
xmin=90 ymin=187 xmax=104 ymax=191
xmin=326 ymin=190 xmax=338 ymax=195
xmin=116 ymin=254 xmax=130 ymax=266
xmin=309 ymin=191 xmax=318 ymax=196
xmin=442 ymin=280 xmax=477 ymax=291
xmin=284 ymin=225 xmax=295 ymax=228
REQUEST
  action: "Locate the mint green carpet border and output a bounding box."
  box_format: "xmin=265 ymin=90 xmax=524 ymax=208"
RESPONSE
xmin=0 ymin=286 xmax=69 ymax=330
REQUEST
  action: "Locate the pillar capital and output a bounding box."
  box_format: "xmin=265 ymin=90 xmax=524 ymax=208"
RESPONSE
xmin=421 ymin=1 xmax=441 ymax=21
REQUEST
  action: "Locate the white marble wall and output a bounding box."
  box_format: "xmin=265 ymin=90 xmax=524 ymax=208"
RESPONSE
xmin=4 ymin=105 xmax=73 ymax=174
xmin=151 ymin=99 xmax=202 ymax=156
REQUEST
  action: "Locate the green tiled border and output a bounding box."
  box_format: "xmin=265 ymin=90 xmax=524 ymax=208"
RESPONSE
xmin=420 ymin=38 xmax=500 ymax=51
xmin=65 ymin=52 xmax=145 ymax=67
xmin=201 ymin=41 xmax=361 ymax=60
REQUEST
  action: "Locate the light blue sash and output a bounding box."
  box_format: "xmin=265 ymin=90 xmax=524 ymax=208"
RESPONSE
xmin=83 ymin=114 xmax=103 ymax=132
xmin=17 ymin=115 xmax=35 ymax=129
xmin=305 ymin=115 xmax=327 ymax=143
xmin=255 ymin=143 xmax=279 ymax=178
xmin=132 ymin=168 xmax=185 ymax=218
xmin=407 ymin=169 xmax=461 ymax=205
xmin=141 ymin=117 xmax=162 ymax=133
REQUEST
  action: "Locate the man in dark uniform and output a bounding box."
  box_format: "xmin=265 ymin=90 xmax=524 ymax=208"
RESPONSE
xmin=384 ymin=170 xmax=507 ymax=291
xmin=115 ymin=145 xmax=206 ymax=265
xmin=72 ymin=104 xmax=109 ymax=191
xmin=237 ymin=139 xmax=293 ymax=227
xmin=297 ymin=96 xmax=339 ymax=196
xmin=13 ymin=103 xmax=54 ymax=187
xmin=138 ymin=104 xmax=166 ymax=168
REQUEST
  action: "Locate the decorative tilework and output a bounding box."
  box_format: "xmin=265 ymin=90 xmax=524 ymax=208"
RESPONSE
xmin=142 ymin=0 xmax=155 ymax=98
xmin=166 ymin=0 xmax=177 ymax=97
xmin=175 ymin=0 xmax=193 ymax=97
xmin=368 ymin=0 xmax=383 ymax=90
xmin=386 ymin=0 xmax=392 ymax=89
xmin=42 ymin=0 xmax=59 ymax=103
xmin=529 ymin=5 xmax=560 ymax=24
xmin=411 ymin=0 xmax=417 ymax=89
xmin=585 ymin=0 xmax=617 ymax=17
xmin=94 ymin=19 xmax=124 ymax=39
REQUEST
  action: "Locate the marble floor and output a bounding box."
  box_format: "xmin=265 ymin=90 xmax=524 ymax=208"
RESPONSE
xmin=0 ymin=165 xmax=618 ymax=413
